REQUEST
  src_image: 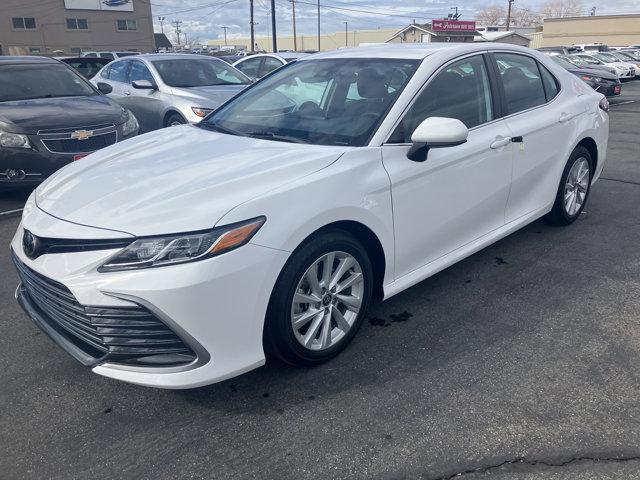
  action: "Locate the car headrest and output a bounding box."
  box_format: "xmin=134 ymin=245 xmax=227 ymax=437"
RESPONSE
xmin=357 ymin=68 xmax=388 ymax=99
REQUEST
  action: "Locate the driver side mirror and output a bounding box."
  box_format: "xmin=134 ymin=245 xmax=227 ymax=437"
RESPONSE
xmin=132 ymin=79 xmax=157 ymax=90
xmin=407 ymin=117 xmax=469 ymax=162
xmin=96 ymin=82 xmax=113 ymax=95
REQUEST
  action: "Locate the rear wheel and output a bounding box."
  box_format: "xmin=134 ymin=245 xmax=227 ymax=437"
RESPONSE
xmin=545 ymin=146 xmax=593 ymax=226
xmin=264 ymin=231 xmax=373 ymax=366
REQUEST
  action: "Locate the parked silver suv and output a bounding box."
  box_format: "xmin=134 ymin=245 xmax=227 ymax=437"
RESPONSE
xmin=91 ymin=54 xmax=251 ymax=132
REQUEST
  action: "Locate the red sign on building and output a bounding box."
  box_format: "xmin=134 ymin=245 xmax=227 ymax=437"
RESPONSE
xmin=431 ymin=20 xmax=476 ymax=31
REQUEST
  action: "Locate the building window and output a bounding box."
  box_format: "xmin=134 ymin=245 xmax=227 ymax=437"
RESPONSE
xmin=29 ymin=47 xmax=41 ymax=54
xmin=13 ymin=17 xmax=37 ymax=30
xmin=117 ymin=19 xmax=137 ymax=31
xmin=67 ymin=18 xmax=88 ymax=30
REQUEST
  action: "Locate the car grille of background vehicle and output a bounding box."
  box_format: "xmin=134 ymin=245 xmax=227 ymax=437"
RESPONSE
xmin=13 ymin=252 xmax=197 ymax=367
xmin=37 ymin=124 xmax=118 ymax=154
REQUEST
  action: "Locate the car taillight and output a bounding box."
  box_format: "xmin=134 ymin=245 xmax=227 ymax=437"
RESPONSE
xmin=599 ymin=97 xmax=610 ymax=112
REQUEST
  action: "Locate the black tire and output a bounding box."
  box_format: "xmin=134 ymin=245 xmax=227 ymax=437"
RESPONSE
xmin=545 ymin=146 xmax=593 ymax=226
xmin=164 ymin=112 xmax=186 ymax=127
xmin=264 ymin=230 xmax=373 ymax=366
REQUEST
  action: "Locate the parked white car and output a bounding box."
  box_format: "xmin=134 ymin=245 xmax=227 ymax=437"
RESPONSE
xmin=12 ymin=43 xmax=609 ymax=388
xmin=81 ymin=51 xmax=140 ymax=60
xmin=232 ymin=52 xmax=309 ymax=80
xmin=91 ymin=54 xmax=251 ymax=132
xmin=572 ymin=53 xmax=636 ymax=79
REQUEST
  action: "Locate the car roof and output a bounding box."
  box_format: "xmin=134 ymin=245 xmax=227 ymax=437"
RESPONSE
xmin=0 ymin=56 xmax=59 ymax=65
xmin=132 ymin=53 xmax=223 ymax=61
xmin=305 ymin=42 xmax=534 ymax=60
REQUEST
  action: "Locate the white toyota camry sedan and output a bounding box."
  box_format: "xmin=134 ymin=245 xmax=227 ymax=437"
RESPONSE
xmin=12 ymin=43 xmax=609 ymax=388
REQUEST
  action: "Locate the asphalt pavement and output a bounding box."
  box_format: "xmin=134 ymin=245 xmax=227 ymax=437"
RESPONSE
xmin=1 ymin=82 xmax=639 ymax=480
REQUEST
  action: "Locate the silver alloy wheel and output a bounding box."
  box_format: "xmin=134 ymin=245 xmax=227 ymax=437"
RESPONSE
xmin=291 ymin=251 xmax=364 ymax=351
xmin=170 ymin=119 xmax=184 ymax=126
xmin=564 ymin=157 xmax=590 ymax=217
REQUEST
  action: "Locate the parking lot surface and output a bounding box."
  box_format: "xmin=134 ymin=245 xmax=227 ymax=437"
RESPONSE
xmin=1 ymin=83 xmax=639 ymax=480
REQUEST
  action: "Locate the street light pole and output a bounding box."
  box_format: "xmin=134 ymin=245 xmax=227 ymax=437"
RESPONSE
xmin=250 ymin=0 xmax=255 ymax=52
xmin=343 ymin=21 xmax=348 ymax=47
xmin=270 ymin=0 xmax=277 ymax=52
xmin=158 ymin=16 xmax=165 ymax=34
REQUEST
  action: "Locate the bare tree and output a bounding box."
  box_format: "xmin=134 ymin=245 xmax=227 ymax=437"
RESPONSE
xmin=540 ymin=0 xmax=583 ymax=18
xmin=475 ymin=4 xmax=506 ymax=26
xmin=510 ymin=8 xmax=542 ymax=27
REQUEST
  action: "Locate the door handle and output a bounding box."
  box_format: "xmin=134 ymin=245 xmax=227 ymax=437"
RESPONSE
xmin=559 ymin=112 xmax=575 ymax=123
xmin=124 ymin=90 xmax=131 ymax=96
xmin=490 ymin=137 xmax=512 ymax=149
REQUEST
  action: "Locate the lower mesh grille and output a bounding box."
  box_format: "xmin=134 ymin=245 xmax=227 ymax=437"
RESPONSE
xmin=13 ymin=252 xmax=196 ymax=367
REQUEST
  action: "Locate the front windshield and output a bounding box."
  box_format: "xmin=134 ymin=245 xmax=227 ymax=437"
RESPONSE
xmin=151 ymin=58 xmax=250 ymax=87
xmin=614 ymin=52 xmax=636 ymax=62
xmin=0 ymin=63 xmax=96 ymax=102
xmin=552 ymin=56 xmax=577 ymax=70
xmin=202 ymin=58 xmax=420 ymax=147
xmin=594 ymin=53 xmax=618 ymax=63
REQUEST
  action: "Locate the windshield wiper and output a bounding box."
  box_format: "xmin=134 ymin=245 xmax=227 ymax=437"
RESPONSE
xmin=245 ymin=131 xmax=311 ymax=144
xmin=199 ymin=122 xmax=243 ymax=137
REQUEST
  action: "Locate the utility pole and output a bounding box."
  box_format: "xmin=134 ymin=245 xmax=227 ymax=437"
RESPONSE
xmin=270 ymin=0 xmax=277 ymax=52
xmin=505 ymin=0 xmax=514 ymax=30
xmin=158 ymin=16 xmax=165 ymax=34
xmin=317 ymin=0 xmax=321 ymax=51
xmin=343 ymin=21 xmax=348 ymax=47
xmin=590 ymin=6 xmax=596 ymax=16
xmin=172 ymin=20 xmax=182 ymax=47
xmin=450 ymin=7 xmax=460 ymax=19
xmin=291 ymin=0 xmax=297 ymax=51
xmin=249 ymin=0 xmax=255 ymax=52
xmin=220 ymin=25 xmax=230 ymax=45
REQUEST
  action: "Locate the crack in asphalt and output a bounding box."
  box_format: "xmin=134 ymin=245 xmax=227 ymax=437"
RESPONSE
xmin=600 ymin=177 xmax=640 ymax=187
xmin=430 ymin=454 xmax=640 ymax=479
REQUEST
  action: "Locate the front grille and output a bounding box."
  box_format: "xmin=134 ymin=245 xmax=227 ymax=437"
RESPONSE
xmin=41 ymin=132 xmax=117 ymax=154
xmin=13 ymin=252 xmax=196 ymax=367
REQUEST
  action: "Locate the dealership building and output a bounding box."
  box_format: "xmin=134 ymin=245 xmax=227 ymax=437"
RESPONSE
xmin=541 ymin=14 xmax=640 ymax=48
xmin=0 ymin=0 xmax=155 ymax=56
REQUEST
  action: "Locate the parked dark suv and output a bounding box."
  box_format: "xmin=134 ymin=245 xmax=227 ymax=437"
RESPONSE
xmin=0 ymin=56 xmax=139 ymax=187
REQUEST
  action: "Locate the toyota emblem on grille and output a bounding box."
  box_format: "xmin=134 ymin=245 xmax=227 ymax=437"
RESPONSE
xmin=71 ymin=130 xmax=94 ymax=141
xmin=22 ymin=230 xmax=39 ymax=259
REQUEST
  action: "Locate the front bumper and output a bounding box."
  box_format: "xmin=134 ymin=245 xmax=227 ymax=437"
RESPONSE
xmin=11 ymin=215 xmax=289 ymax=389
xmin=1 ymin=130 xmax=137 ymax=186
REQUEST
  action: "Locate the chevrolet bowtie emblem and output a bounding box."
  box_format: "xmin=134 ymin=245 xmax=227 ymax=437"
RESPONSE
xmin=71 ymin=130 xmax=94 ymax=140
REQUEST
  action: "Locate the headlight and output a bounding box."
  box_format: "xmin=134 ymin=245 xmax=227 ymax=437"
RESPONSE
xmin=99 ymin=217 xmax=265 ymax=272
xmin=191 ymin=107 xmax=214 ymax=118
xmin=0 ymin=130 xmax=30 ymax=148
xmin=121 ymin=110 xmax=139 ymax=136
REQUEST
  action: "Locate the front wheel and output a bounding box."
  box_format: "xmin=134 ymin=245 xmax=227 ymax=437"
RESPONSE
xmin=264 ymin=231 xmax=373 ymax=366
xmin=545 ymin=146 xmax=593 ymax=226
xmin=164 ymin=113 xmax=186 ymax=127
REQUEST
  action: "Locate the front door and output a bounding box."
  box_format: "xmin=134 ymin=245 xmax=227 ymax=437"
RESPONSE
xmin=382 ymin=54 xmax=514 ymax=279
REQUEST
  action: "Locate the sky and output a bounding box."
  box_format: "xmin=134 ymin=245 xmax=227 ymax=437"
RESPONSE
xmin=149 ymin=0 xmax=640 ymax=44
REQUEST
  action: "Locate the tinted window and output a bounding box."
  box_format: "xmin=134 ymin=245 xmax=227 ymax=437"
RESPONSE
xmin=65 ymin=59 xmax=108 ymax=79
xmin=0 ymin=64 xmax=96 ymax=102
xmin=204 ymin=58 xmax=419 ymax=147
xmin=262 ymin=57 xmax=284 ymax=75
xmin=108 ymin=60 xmax=129 ymax=82
xmin=100 ymin=52 xmax=115 ymax=60
xmin=235 ymin=57 xmax=262 ymax=78
xmin=151 ymin=58 xmax=249 ymax=87
xmin=539 ymin=64 xmax=560 ymax=101
xmin=495 ymin=53 xmax=546 ymax=115
xmin=129 ymin=61 xmax=153 ymax=83
xmin=392 ymin=55 xmax=493 ymax=143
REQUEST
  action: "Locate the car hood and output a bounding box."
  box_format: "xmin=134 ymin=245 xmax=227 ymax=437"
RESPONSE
xmin=0 ymin=95 xmax=126 ymax=134
xmin=169 ymin=84 xmax=248 ymax=106
xmin=569 ymin=67 xmax=618 ymax=80
xmin=35 ymin=125 xmax=346 ymax=236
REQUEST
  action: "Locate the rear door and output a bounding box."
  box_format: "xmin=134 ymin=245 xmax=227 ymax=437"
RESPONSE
xmin=491 ymin=52 xmax=586 ymax=222
xmin=103 ymin=59 xmax=131 ymax=101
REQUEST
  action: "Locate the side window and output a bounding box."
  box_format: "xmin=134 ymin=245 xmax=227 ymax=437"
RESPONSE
xmin=391 ymin=54 xmax=494 ymax=143
xmin=129 ymin=61 xmax=153 ymax=84
xmin=262 ymin=57 xmax=284 ymax=76
xmin=539 ymin=63 xmax=560 ymax=101
xmin=235 ymin=58 xmax=262 ymax=78
xmin=495 ymin=53 xmax=547 ymax=115
xmin=108 ymin=60 xmax=129 ymax=83
xmin=100 ymin=52 xmax=115 ymax=60
xmin=100 ymin=65 xmax=110 ymax=78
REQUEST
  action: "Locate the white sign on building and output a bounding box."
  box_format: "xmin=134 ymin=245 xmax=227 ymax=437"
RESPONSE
xmin=64 ymin=0 xmax=134 ymax=11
